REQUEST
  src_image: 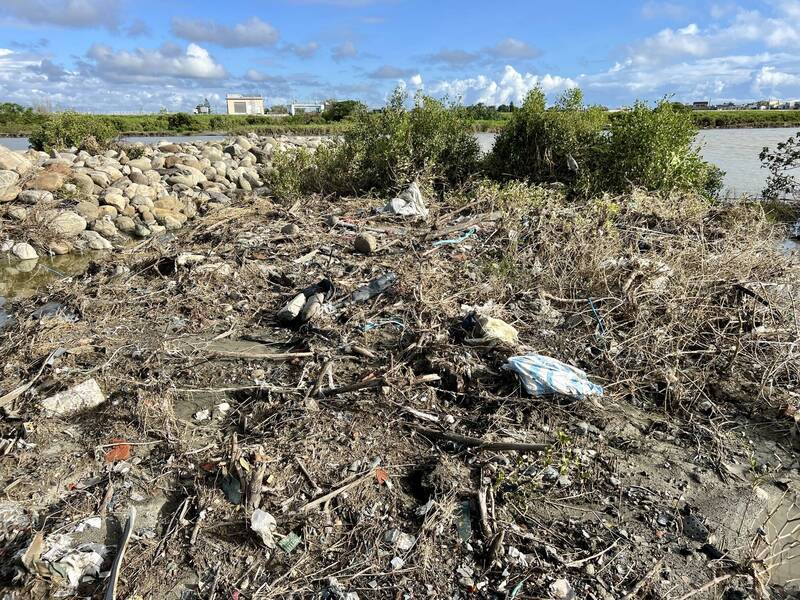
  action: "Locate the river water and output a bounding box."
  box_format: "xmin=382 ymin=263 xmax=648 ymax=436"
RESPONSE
xmin=1 ymin=128 xmax=797 ymax=196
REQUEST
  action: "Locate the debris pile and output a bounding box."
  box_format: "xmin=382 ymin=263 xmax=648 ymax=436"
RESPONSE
xmin=0 ymin=139 xmax=799 ymax=598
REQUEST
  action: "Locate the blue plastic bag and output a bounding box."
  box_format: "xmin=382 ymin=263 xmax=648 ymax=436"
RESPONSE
xmin=503 ymin=354 xmax=603 ymax=400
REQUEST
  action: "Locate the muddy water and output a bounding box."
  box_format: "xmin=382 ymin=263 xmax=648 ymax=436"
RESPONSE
xmin=763 ymin=494 xmax=800 ymax=590
xmin=0 ymin=252 xmax=101 ymax=299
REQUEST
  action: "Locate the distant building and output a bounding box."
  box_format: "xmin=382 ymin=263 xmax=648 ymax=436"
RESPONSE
xmin=226 ymin=94 xmax=264 ymax=115
xmin=692 ymin=101 xmax=710 ymax=109
xmin=289 ymin=102 xmax=325 ymax=116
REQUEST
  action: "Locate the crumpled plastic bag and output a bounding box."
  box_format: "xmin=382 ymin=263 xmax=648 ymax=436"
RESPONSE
xmin=503 ymin=355 xmax=603 ymax=400
xmin=250 ymin=509 xmax=277 ymax=548
xmin=380 ymin=182 xmax=428 ymax=219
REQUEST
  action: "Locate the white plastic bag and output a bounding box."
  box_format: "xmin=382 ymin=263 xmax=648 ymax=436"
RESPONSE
xmin=503 ymin=355 xmax=603 ymax=400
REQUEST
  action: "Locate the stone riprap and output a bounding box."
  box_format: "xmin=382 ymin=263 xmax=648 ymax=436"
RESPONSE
xmin=0 ymin=134 xmax=325 ymax=259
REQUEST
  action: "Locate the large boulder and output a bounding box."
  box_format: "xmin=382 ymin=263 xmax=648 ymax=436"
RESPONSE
xmin=114 ymin=215 xmax=136 ymax=235
xmin=127 ymin=157 xmax=152 ymax=171
xmin=0 ymin=170 xmax=20 ymax=201
xmin=24 ymin=171 xmax=65 ymax=192
xmin=45 ymin=210 xmax=87 ymax=238
xmin=70 ymin=173 xmax=95 ymax=195
xmin=0 ymin=145 xmax=33 ymax=174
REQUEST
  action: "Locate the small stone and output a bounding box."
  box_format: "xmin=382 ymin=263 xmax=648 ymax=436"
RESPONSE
xmin=46 ymin=211 xmax=86 ymax=237
xmin=11 ymin=242 xmax=37 ymax=260
xmin=325 ymin=215 xmax=339 ymax=227
xmin=549 ymin=578 xmax=574 ymax=599
xmin=48 ymin=240 xmax=72 ymax=255
xmin=390 ymin=556 xmax=404 ymax=570
xmin=354 ymin=232 xmax=377 ymax=254
xmin=79 ymin=230 xmax=113 ymax=250
xmin=41 ymin=379 xmax=106 ymax=417
xmin=194 ymin=409 xmax=210 ymax=421
xmin=134 ymin=224 xmax=151 ymax=238
xmin=542 ymin=466 xmax=559 ymax=482
xmin=281 ymin=223 xmax=300 ymax=236
xmin=115 ymin=216 xmax=137 ymax=235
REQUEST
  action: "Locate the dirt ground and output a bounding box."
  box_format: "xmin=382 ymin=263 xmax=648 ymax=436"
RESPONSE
xmin=1 ymin=186 xmax=799 ymax=599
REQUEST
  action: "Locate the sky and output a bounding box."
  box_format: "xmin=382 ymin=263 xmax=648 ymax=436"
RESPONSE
xmin=0 ymin=0 xmax=799 ymax=113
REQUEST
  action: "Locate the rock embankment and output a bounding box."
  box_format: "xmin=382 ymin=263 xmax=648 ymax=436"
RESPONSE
xmin=0 ymin=135 xmax=325 ymax=259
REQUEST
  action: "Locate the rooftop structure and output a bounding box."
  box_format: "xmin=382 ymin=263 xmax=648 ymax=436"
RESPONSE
xmin=226 ymin=94 xmax=264 ymax=116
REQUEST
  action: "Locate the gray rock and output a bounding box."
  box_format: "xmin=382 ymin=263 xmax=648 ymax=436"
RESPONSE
xmin=46 ymin=210 xmax=87 ymax=237
xmin=354 ymin=233 xmax=377 ymax=254
xmin=281 ymin=224 xmax=300 ymax=236
xmin=79 ymin=230 xmax=113 ymax=250
xmin=0 ymin=145 xmax=33 ymax=173
xmin=11 ymin=242 xmax=37 ymax=260
xmin=41 ymin=378 xmax=106 ymax=417
xmin=17 ymin=190 xmax=54 ymax=204
xmin=75 ymin=201 xmax=100 ymax=222
xmin=91 ymin=218 xmax=119 ymax=239
xmin=134 ymin=224 xmax=151 ymax=238
xmin=115 ymin=216 xmax=136 ymax=234
xmin=0 ymin=170 xmax=20 ymax=201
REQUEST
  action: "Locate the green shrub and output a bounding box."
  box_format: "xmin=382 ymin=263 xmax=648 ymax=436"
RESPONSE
xmin=334 ymin=88 xmax=481 ymax=194
xmin=488 ymin=87 xmax=608 ymax=196
xmin=167 ymin=112 xmax=195 ymax=130
xmin=324 ymin=100 xmax=366 ymax=122
xmin=488 ymin=88 xmax=722 ymax=198
xmin=760 ymin=131 xmax=800 ymax=199
xmin=266 ymin=88 xmax=481 ymax=197
xmin=29 ymin=111 xmax=118 ymax=151
xmin=604 ymin=100 xmax=721 ymax=197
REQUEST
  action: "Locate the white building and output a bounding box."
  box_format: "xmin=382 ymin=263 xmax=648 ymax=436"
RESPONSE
xmin=226 ymin=94 xmax=264 ymax=115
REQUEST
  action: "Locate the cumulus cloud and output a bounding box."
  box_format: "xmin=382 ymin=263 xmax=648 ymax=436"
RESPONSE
xmin=171 ymin=16 xmax=279 ymax=48
xmin=86 ymin=43 xmax=227 ymax=83
xmin=332 ymin=41 xmax=358 ymax=62
xmin=285 ymin=41 xmax=319 ymax=59
xmin=430 ymin=65 xmax=577 ymax=105
xmin=0 ymin=0 xmax=120 ymax=29
xmin=753 ymin=66 xmax=800 ymax=94
xmin=30 ymin=58 xmax=68 ymax=81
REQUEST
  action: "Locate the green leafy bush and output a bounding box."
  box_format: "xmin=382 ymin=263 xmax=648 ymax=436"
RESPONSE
xmin=167 ymin=112 xmax=195 ymax=130
xmin=488 ymin=87 xmax=608 ymax=196
xmin=266 ymin=88 xmax=481 ymax=197
xmin=489 ymin=88 xmax=722 ymax=198
xmin=29 ymin=111 xmax=118 ymax=151
xmin=604 ymin=100 xmax=720 ymax=197
xmin=760 ymin=131 xmax=800 ymax=199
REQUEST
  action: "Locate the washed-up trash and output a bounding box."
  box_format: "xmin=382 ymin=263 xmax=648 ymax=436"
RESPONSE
xmin=38 ymin=534 xmax=108 ymax=591
xmin=222 ymin=475 xmax=242 ymax=505
xmin=390 ymin=556 xmax=405 ymax=570
xmin=380 ymin=182 xmax=428 ymax=219
xmin=347 ymin=272 xmax=397 ymax=305
xmin=549 ymin=578 xmax=575 ymax=600
xmin=250 ymin=509 xmax=277 ymax=548
xmin=277 ymin=279 xmax=335 ymax=324
xmin=465 ymin=313 xmax=519 ymax=347
xmin=384 ymin=529 xmax=415 ymax=551
xmin=278 ymin=532 xmax=301 ymax=553
xmin=0 ymin=502 xmax=32 ymax=544
xmin=363 ymin=318 xmax=405 ymax=332
xmin=456 ymin=501 xmax=472 ymax=542
xmin=503 ymin=355 xmax=603 ymax=400
xmin=41 ymin=378 xmax=106 ymax=417
xmin=432 ymin=227 xmax=477 ymax=247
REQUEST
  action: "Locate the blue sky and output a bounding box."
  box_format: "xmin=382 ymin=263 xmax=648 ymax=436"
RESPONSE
xmin=0 ymin=0 xmax=799 ymax=113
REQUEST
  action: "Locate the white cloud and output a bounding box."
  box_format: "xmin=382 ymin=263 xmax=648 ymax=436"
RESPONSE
xmin=0 ymin=0 xmax=120 ymax=29
xmin=753 ymin=66 xmax=800 ymax=94
xmin=430 ymin=65 xmax=577 ymax=105
xmin=332 ymin=41 xmax=358 ymax=62
xmin=171 ymin=16 xmax=279 ymax=48
xmin=87 ymin=43 xmax=227 ymax=83
xmin=285 ymin=41 xmax=319 ymax=59
xmin=409 ymin=73 xmax=423 ymax=87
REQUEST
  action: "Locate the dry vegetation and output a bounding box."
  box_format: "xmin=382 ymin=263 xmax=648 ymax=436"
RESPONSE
xmin=1 ymin=181 xmax=799 ymax=599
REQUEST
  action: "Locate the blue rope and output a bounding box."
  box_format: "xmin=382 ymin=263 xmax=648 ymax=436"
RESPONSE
xmin=432 ymin=227 xmax=477 ymax=247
